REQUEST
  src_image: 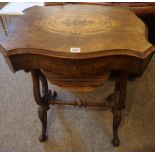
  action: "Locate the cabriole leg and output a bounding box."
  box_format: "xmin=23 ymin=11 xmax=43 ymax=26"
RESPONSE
xmin=112 ymin=71 xmax=128 ymax=146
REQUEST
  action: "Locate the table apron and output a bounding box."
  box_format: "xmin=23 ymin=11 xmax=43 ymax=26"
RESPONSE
xmin=5 ymin=54 xmax=146 ymax=75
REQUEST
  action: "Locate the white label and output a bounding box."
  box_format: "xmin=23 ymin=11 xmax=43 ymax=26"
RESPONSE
xmin=70 ymin=47 xmax=81 ymax=53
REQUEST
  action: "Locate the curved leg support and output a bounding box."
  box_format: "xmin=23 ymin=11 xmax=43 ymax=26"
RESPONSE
xmin=31 ymin=69 xmax=52 ymax=142
xmin=112 ymin=71 xmax=128 ymax=146
xmin=38 ymin=105 xmax=49 ymax=141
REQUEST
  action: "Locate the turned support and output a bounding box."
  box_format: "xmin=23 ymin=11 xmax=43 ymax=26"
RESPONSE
xmin=31 ymin=69 xmax=57 ymax=142
xmin=112 ymin=71 xmax=128 ymax=146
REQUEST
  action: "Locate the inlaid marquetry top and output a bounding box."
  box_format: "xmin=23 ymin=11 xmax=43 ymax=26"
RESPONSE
xmin=37 ymin=12 xmax=120 ymax=35
xmin=0 ymin=4 xmax=154 ymax=58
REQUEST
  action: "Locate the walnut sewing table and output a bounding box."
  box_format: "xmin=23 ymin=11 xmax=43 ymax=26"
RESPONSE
xmin=0 ymin=4 xmax=155 ymax=146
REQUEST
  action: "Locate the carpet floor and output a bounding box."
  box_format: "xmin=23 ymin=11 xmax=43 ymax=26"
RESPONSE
xmin=0 ymin=54 xmax=155 ymax=152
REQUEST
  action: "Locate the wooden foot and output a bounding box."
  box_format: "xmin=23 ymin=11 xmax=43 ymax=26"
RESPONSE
xmin=112 ymin=71 xmax=128 ymax=147
xmin=112 ymin=138 xmax=119 ymax=147
xmin=39 ymin=134 xmax=47 ymax=142
xmin=112 ymin=108 xmax=122 ymax=147
xmin=38 ymin=105 xmax=49 ymax=142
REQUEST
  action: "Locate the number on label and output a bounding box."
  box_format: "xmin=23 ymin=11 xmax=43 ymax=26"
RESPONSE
xmin=70 ymin=48 xmax=81 ymax=53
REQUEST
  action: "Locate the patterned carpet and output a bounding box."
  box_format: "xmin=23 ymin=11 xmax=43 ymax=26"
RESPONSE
xmin=0 ymin=54 xmax=155 ymax=151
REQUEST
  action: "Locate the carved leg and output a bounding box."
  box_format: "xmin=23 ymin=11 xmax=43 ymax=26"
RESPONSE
xmin=31 ymin=69 xmax=51 ymax=142
xmin=38 ymin=105 xmax=49 ymax=141
xmin=112 ymin=71 xmax=128 ymax=146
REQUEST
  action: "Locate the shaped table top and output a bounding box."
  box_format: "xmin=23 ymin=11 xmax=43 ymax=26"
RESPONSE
xmin=0 ymin=4 xmax=154 ymax=59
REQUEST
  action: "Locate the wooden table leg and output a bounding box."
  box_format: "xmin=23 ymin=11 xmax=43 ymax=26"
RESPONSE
xmin=112 ymin=71 xmax=128 ymax=146
xmin=31 ymin=69 xmax=57 ymax=142
xmin=31 ymin=69 xmax=128 ymax=145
